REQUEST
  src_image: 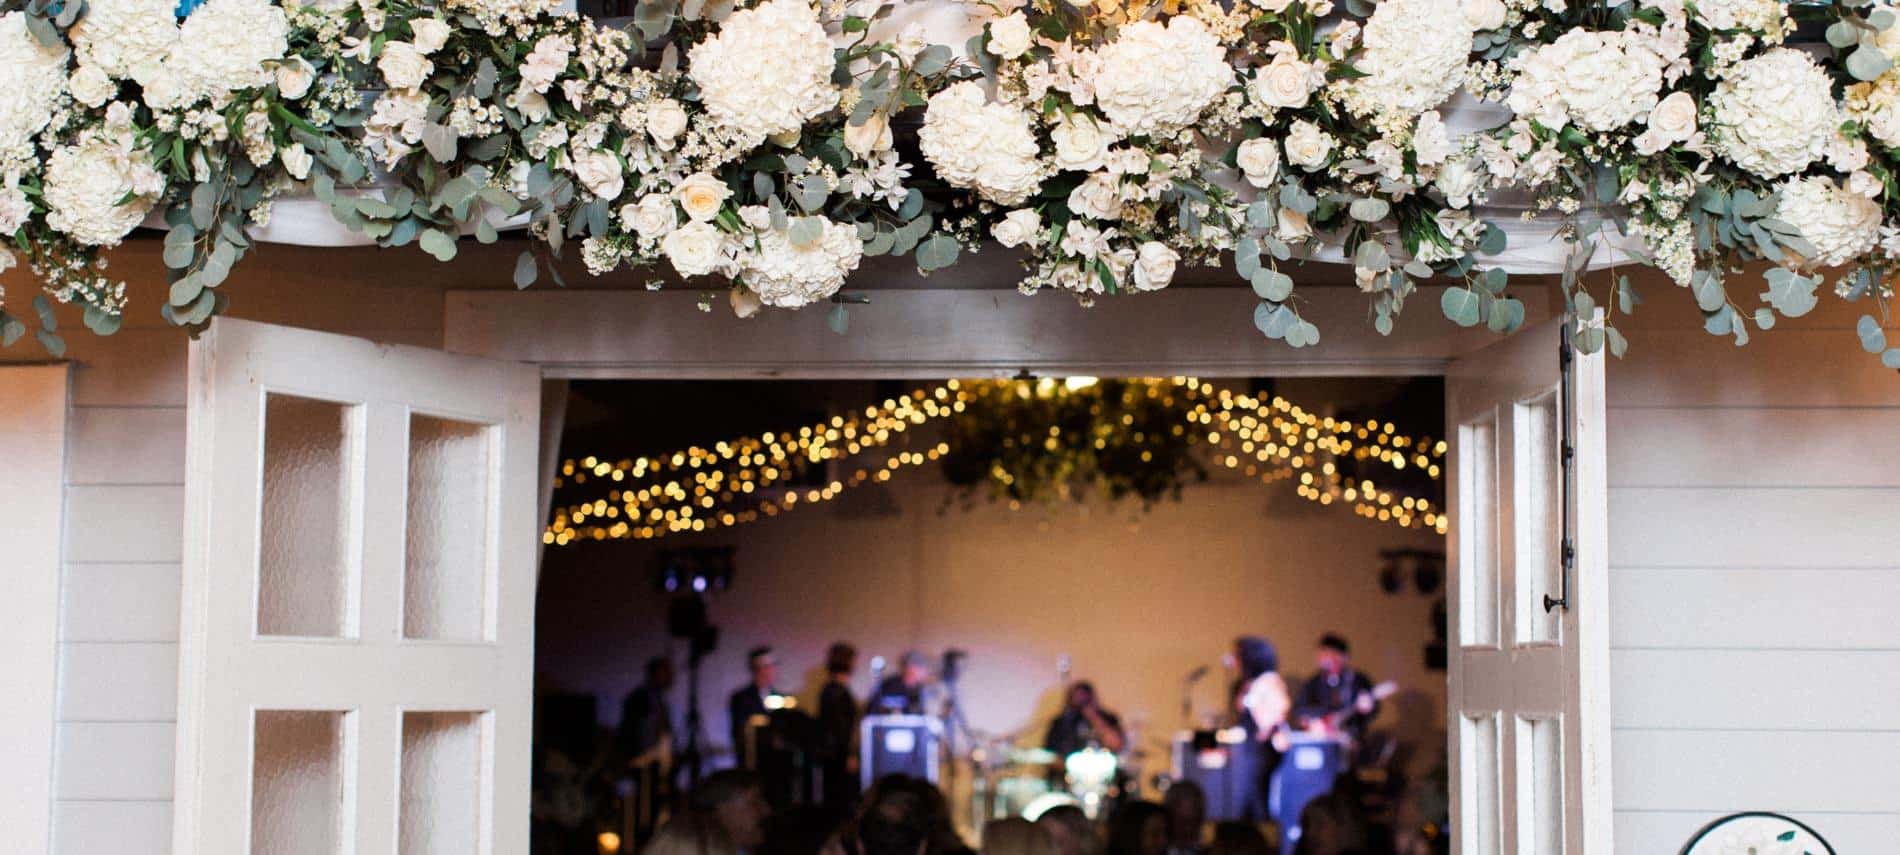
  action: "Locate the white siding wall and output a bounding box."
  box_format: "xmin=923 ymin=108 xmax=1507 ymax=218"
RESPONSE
xmin=1605 ymin=283 xmax=1900 ymax=852
xmin=0 ymin=245 xmax=453 ymax=855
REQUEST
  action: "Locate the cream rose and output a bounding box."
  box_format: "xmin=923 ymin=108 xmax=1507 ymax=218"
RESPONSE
xmin=1050 ymin=114 xmax=1114 ymax=172
xmin=410 ymin=17 xmax=452 ymax=54
xmin=274 ymin=56 xmax=314 ymax=100
xmin=623 ymin=193 xmax=678 ymax=240
xmin=1465 ymin=0 xmax=1507 ymax=30
xmin=844 ymin=111 xmax=893 ymax=158
xmin=1132 ymin=240 xmax=1179 ymax=291
xmin=1637 ymin=90 xmax=1697 ymax=154
xmin=991 ymin=209 xmax=1040 ymax=248
xmin=663 ymin=221 xmax=728 ymax=277
xmin=645 ymin=99 xmax=688 ymax=148
xmin=676 ymin=172 xmax=733 ymax=222
xmin=1067 ymin=172 xmax=1123 ymax=221
xmin=1277 ymin=206 xmax=1314 ymax=242
xmin=1236 ymin=138 xmax=1281 ymax=188
xmin=987 ymin=13 xmax=1033 ymax=61
xmin=281 ymin=142 xmax=312 ymax=180
xmin=572 ymin=149 xmax=624 ymax=200
xmin=69 ymin=66 xmax=115 ymax=108
xmin=378 ymin=41 xmax=433 ymax=90
xmin=1249 ymin=57 xmax=1313 ymax=111
xmin=1284 ymin=120 xmax=1334 ymax=171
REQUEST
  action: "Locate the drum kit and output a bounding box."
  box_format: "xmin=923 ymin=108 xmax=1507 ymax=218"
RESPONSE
xmin=967 ymin=735 xmax=1136 ymax=825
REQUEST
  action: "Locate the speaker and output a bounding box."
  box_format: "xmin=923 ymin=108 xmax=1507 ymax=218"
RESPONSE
xmin=1172 ymin=732 xmax=1247 ymax=821
xmin=860 ymin=714 xmax=942 ymax=789
xmin=1269 ymin=735 xmax=1349 ymax=855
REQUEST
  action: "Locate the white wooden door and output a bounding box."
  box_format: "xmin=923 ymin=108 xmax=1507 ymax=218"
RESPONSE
xmin=1446 ymin=317 xmax=1610 ymax=855
xmin=176 ymin=318 xmax=541 ymax=855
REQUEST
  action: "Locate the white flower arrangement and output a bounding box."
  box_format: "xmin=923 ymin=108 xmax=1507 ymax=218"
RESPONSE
xmin=1 ymin=0 xmax=1899 ymax=368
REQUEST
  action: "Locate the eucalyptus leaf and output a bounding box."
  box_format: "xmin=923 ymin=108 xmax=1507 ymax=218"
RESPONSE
xmin=1884 ymin=348 xmax=1900 ymax=369
xmin=1252 ymin=268 xmax=1293 ymax=302
xmin=1848 ymin=46 xmax=1893 ymax=81
xmin=788 ymin=216 xmax=825 ymax=248
xmin=0 ymin=313 xmax=24 ymax=347
xmin=1488 ymin=296 xmax=1525 ymax=333
xmin=514 ymin=251 xmax=538 ymax=289
xmin=1348 ymin=197 xmax=1390 ymax=222
xmin=1761 ymin=267 xmax=1819 ymax=318
xmin=1253 ymin=301 xmax=1296 ymax=339
xmin=36 ymin=329 xmax=65 ymax=358
xmin=169 ymin=275 xmax=205 ymax=308
xmin=915 ymin=234 xmax=960 ymax=271
xmin=1857 ymin=314 xmax=1887 ymax=353
xmin=827 ymin=303 xmax=849 ymax=335
xmin=1440 ymin=287 xmax=1482 ymax=327
xmin=82 ymin=305 xmax=122 ymax=337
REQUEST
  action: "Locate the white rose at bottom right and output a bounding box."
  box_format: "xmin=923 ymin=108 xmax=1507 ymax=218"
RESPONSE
xmin=1776 ymin=175 xmax=1880 ymax=270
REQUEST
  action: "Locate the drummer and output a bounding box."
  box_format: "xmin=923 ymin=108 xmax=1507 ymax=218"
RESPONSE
xmin=1044 ymin=681 xmax=1127 ymax=756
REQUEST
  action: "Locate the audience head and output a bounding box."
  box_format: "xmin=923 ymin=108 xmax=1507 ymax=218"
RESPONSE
xmin=1207 ymin=822 xmax=1271 ymax=855
xmin=1291 ymin=792 xmax=1367 ymax=855
xmin=827 ymin=643 xmax=858 ymax=678
xmin=694 ymin=769 xmax=771 ymax=849
xmin=648 ymin=656 xmax=677 ymax=690
xmin=748 ymin=646 xmax=779 ymax=688
xmin=643 ymin=811 xmax=737 ymax=855
xmin=983 ymin=818 xmax=1056 ymax=855
xmin=1064 ymin=682 xmax=1098 ymax=711
xmin=1105 ymin=801 xmax=1168 ymax=855
xmin=858 ymin=776 xmax=933 ymax=855
xmin=1161 ymin=781 xmax=1206 ymax=847
xmin=1316 ymin=635 xmax=1351 ymax=675
xmin=1035 ymin=805 xmax=1099 ymax=855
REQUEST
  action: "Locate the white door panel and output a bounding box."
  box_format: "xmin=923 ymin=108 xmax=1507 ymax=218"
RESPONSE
xmin=177 ymin=318 xmax=540 ymax=855
xmin=1448 ymin=317 xmax=1611 ymax=854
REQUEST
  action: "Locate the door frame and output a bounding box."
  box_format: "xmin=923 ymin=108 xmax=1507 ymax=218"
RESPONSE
xmin=442 ymin=283 xmax=1611 ymax=834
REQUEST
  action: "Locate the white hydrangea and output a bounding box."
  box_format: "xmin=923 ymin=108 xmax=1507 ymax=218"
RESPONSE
xmin=0 ymin=12 xmax=69 ymax=170
xmin=1336 ymin=0 xmax=1473 ymax=132
xmin=1507 ymin=30 xmax=1664 ymax=133
xmin=742 ymin=218 xmax=864 ymax=308
xmin=688 ymin=0 xmax=839 ymax=139
xmin=919 ymin=81 xmax=1045 ymax=206
xmin=1777 ymin=176 xmax=1880 ymax=269
xmin=1091 ymin=17 xmax=1235 ymax=136
xmin=70 ymin=0 xmax=177 ymax=84
xmin=160 ymin=0 xmax=290 ymax=107
xmin=43 ymin=136 xmax=165 ymax=247
xmin=1710 ymin=49 xmax=1837 ymax=178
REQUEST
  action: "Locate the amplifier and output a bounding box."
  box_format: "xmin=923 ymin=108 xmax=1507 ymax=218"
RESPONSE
xmin=1269 ymin=734 xmax=1349 ymax=855
xmin=860 ymin=714 xmax=942 ymax=789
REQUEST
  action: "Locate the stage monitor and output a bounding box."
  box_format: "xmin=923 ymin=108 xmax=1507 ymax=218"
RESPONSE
xmin=860 ymin=714 xmax=942 ymax=790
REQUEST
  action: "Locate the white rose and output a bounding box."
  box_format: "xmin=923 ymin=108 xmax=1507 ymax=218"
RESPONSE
xmin=844 ymin=111 xmax=893 ymax=158
xmin=676 ymin=172 xmax=733 ymax=222
xmin=623 ymin=193 xmax=679 ymax=240
xmin=730 ymin=287 xmax=763 ymax=318
xmin=894 ymin=23 xmax=927 ymax=64
xmin=274 ymin=56 xmax=315 ymax=100
xmin=663 ymin=222 xmax=729 ymax=277
xmin=987 ymin=13 xmax=1033 ymax=61
xmin=409 ymin=17 xmax=451 ymax=54
xmin=1249 ymin=57 xmax=1313 ymax=111
xmin=1050 ymin=113 xmax=1114 ymax=172
xmin=1067 ymin=172 xmax=1123 ymax=221
xmin=645 ymin=100 xmax=688 ymax=148
xmin=1643 ymin=91 xmax=1697 ymax=148
xmin=1412 ymin=111 xmax=1454 ymax=167
xmin=1434 ymin=156 xmax=1485 ymax=208
xmin=69 ymin=66 xmax=116 ymax=108
xmin=1235 ymin=138 xmax=1281 ymax=188
xmin=280 ymin=142 xmax=312 ymax=180
xmin=1132 ymin=240 xmax=1179 ymax=291
xmin=378 ymin=41 xmax=433 ymax=90
xmin=572 ymin=149 xmax=624 ymax=200
xmin=991 ymin=209 xmax=1040 ymax=248
xmin=1465 ymin=0 xmax=1507 ymax=30
xmin=1284 ymin=120 xmax=1334 ymax=171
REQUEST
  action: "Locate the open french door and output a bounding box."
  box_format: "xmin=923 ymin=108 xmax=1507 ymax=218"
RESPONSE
xmin=1446 ymin=316 xmax=1611 ymax=854
xmin=176 ymin=318 xmax=541 ymax=854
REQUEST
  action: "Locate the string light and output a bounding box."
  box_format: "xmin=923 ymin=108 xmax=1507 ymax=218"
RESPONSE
xmin=547 ymin=378 xmax=1447 ymax=544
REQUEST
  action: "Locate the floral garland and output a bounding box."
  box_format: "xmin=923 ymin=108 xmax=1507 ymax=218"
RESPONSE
xmin=1 ymin=0 xmax=1898 ymax=367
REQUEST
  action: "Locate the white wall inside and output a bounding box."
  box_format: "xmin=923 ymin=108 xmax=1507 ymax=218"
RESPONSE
xmin=535 ymin=470 xmax=1451 ymax=775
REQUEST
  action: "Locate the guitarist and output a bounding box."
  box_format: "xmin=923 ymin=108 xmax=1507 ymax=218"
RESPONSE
xmin=1290 ymin=634 xmax=1381 ymax=745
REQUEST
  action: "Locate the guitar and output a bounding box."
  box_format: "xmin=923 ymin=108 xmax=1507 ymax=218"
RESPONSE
xmin=1268 ymin=680 xmax=1399 ymax=751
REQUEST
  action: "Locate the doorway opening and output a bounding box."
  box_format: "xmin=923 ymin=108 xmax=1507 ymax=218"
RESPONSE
xmin=529 ymin=375 xmax=1454 ymax=855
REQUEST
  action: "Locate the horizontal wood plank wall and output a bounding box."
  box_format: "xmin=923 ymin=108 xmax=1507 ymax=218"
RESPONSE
xmin=1604 ymin=278 xmax=1900 ymax=854
xmin=0 ymin=244 xmax=451 ymax=855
